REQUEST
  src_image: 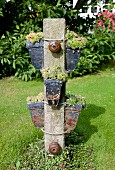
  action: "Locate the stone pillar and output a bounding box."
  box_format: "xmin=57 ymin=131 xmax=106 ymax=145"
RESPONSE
xmin=43 ymin=18 xmax=66 ymax=153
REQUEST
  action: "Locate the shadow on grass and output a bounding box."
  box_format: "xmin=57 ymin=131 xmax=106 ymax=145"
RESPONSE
xmin=65 ymin=104 xmax=106 ymax=145
xmin=78 ymin=104 xmax=106 ymax=141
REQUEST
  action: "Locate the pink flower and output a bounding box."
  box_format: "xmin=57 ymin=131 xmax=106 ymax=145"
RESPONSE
xmin=96 ymin=10 xmax=115 ymax=32
xmin=102 ymin=10 xmax=108 ymax=15
xmin=108 ymin=19 xmax=115 ymax=30
xmin=105 ymin=11 xmax=114 ymax=19
xmin=97 ymin=19 xmax=104 ymax=27
xmin=60 ymin=164 xmax=65 ymax=168
xmin=98 ymin=21 xmax=103 ymax=27
xmin=106 ymin=13 xmax=113 ymax=18
xmin=98 ymin=13 xmax=102 ymax=17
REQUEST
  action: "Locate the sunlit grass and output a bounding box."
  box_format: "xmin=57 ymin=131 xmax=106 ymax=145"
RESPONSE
xmin=0 ymin=67 xmax=115 ymax=170
xmin=67 ymin=68 xmax=115 ymax=170
xmin=0 ymin=78 xmax=44 ymax=169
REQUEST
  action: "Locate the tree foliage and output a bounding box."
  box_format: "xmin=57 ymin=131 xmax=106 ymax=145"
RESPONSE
xmin=0 ymin=0 xmax=114 ymax=80
xmin=0 ymin=0 xmax=95 ymax=36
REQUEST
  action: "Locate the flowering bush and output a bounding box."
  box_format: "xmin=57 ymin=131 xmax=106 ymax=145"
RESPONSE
xmin=97 ymin=10 xmax=115 ymax=32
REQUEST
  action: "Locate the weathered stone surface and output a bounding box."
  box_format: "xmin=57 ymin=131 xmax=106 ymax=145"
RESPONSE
xmin=43 ymin=18 xmax=65 ymax=39
xmin=43 ymin=18 xmax=65 ymax=153
xmin=44 ymin=104 xmax=65 ymax=151
xmin=43 ymin=19 xmax=65 ymax=69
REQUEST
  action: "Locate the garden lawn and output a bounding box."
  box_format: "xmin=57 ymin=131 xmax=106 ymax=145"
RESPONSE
xmin=0 ymin=78 xmax=44 ymax=170
xmin=0 ymin=67 xmax=115 ymax=170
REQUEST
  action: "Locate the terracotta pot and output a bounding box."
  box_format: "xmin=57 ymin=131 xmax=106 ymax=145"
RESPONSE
xmin=27 ymin=102 xmax=44 ymax=128
xmin=64 ymin=104 xmax=82 ymax=132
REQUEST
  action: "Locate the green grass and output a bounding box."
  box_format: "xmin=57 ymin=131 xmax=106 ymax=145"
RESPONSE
xmin=0 ymin=68 xmax=115 ymax=170
xmin=67 ymin=69 xmax=115 ymax=170
xmin=0 ymin=78 xmax=44 ymax=169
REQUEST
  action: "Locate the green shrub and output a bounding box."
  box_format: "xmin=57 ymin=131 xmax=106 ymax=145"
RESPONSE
xmin=0 ymin=24 xmax=42 ymax=81
xmin=0 ymin=1 xmax=114 ymax=80
xmin=71 ymin=10 xmax=115 ymax=77
xmin=71 ymin=29 xmax=115 ymax=77
xmin=1 ymin=27 xmax=115 ymax=80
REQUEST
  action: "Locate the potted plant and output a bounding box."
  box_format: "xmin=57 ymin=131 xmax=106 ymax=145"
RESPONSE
xmin=41 ymin=65 xmax=68 ymax=105
xmin=25 ymin=30 xmax=87 ymax=71
xmin=26 ymin=92 xmax=44 ymax=128
xmin=64 ymin=93 xmax=86 ymax=132
xmin=26 ymin=32 xmax=44 ymax=70
xmin=65 ymin=30 xmax=88 ymax=71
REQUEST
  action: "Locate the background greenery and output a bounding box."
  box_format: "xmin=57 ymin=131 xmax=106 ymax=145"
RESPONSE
xmin=0 ymin=0 xmax=114 ymax=80
xmin=0 ymin=67 xmax=115 ymax=169
xmin=0 ymin=1 xmax=115 ymax=169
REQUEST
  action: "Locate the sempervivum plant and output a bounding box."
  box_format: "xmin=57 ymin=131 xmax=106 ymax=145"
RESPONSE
xmin=66 ymin=30 xmax=88 ymax=49
xmin=26 ymin=92 xmax=44 ymax=104
xmin=25 ymin=32 xmax=43 ymax=44
xmin=41 ymin=65 xmax=68 ymax=82
xmin=65 ymin=92 xmax=86 ymax=108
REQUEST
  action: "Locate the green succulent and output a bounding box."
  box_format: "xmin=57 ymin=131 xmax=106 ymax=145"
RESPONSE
xmin=25 ymin=32 xmax=43 ymax=44
xmin=66 ymin=30 xmax=88 ymax=49
xmin=66 ymin=92 xmax=86 ymax=107
xmin=41 ymin=65 xmax=68 ymax=82
xmin=26 ymin=92 xmax=44 ymax=104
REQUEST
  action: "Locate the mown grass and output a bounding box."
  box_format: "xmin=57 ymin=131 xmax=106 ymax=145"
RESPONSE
xmin=0 ymin=78 xmax=44 ymax=169
xmin=0 ymin=67 xmax=115 ymax=170
xmin=67 ymin=68 xmax=115 ymax=170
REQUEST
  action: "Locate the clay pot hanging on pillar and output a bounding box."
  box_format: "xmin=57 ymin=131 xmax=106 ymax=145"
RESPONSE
xmin=64 ymin=104 xmax=82 ymax=132
xmin=27 ymin=102 xmax=44 ymax=128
